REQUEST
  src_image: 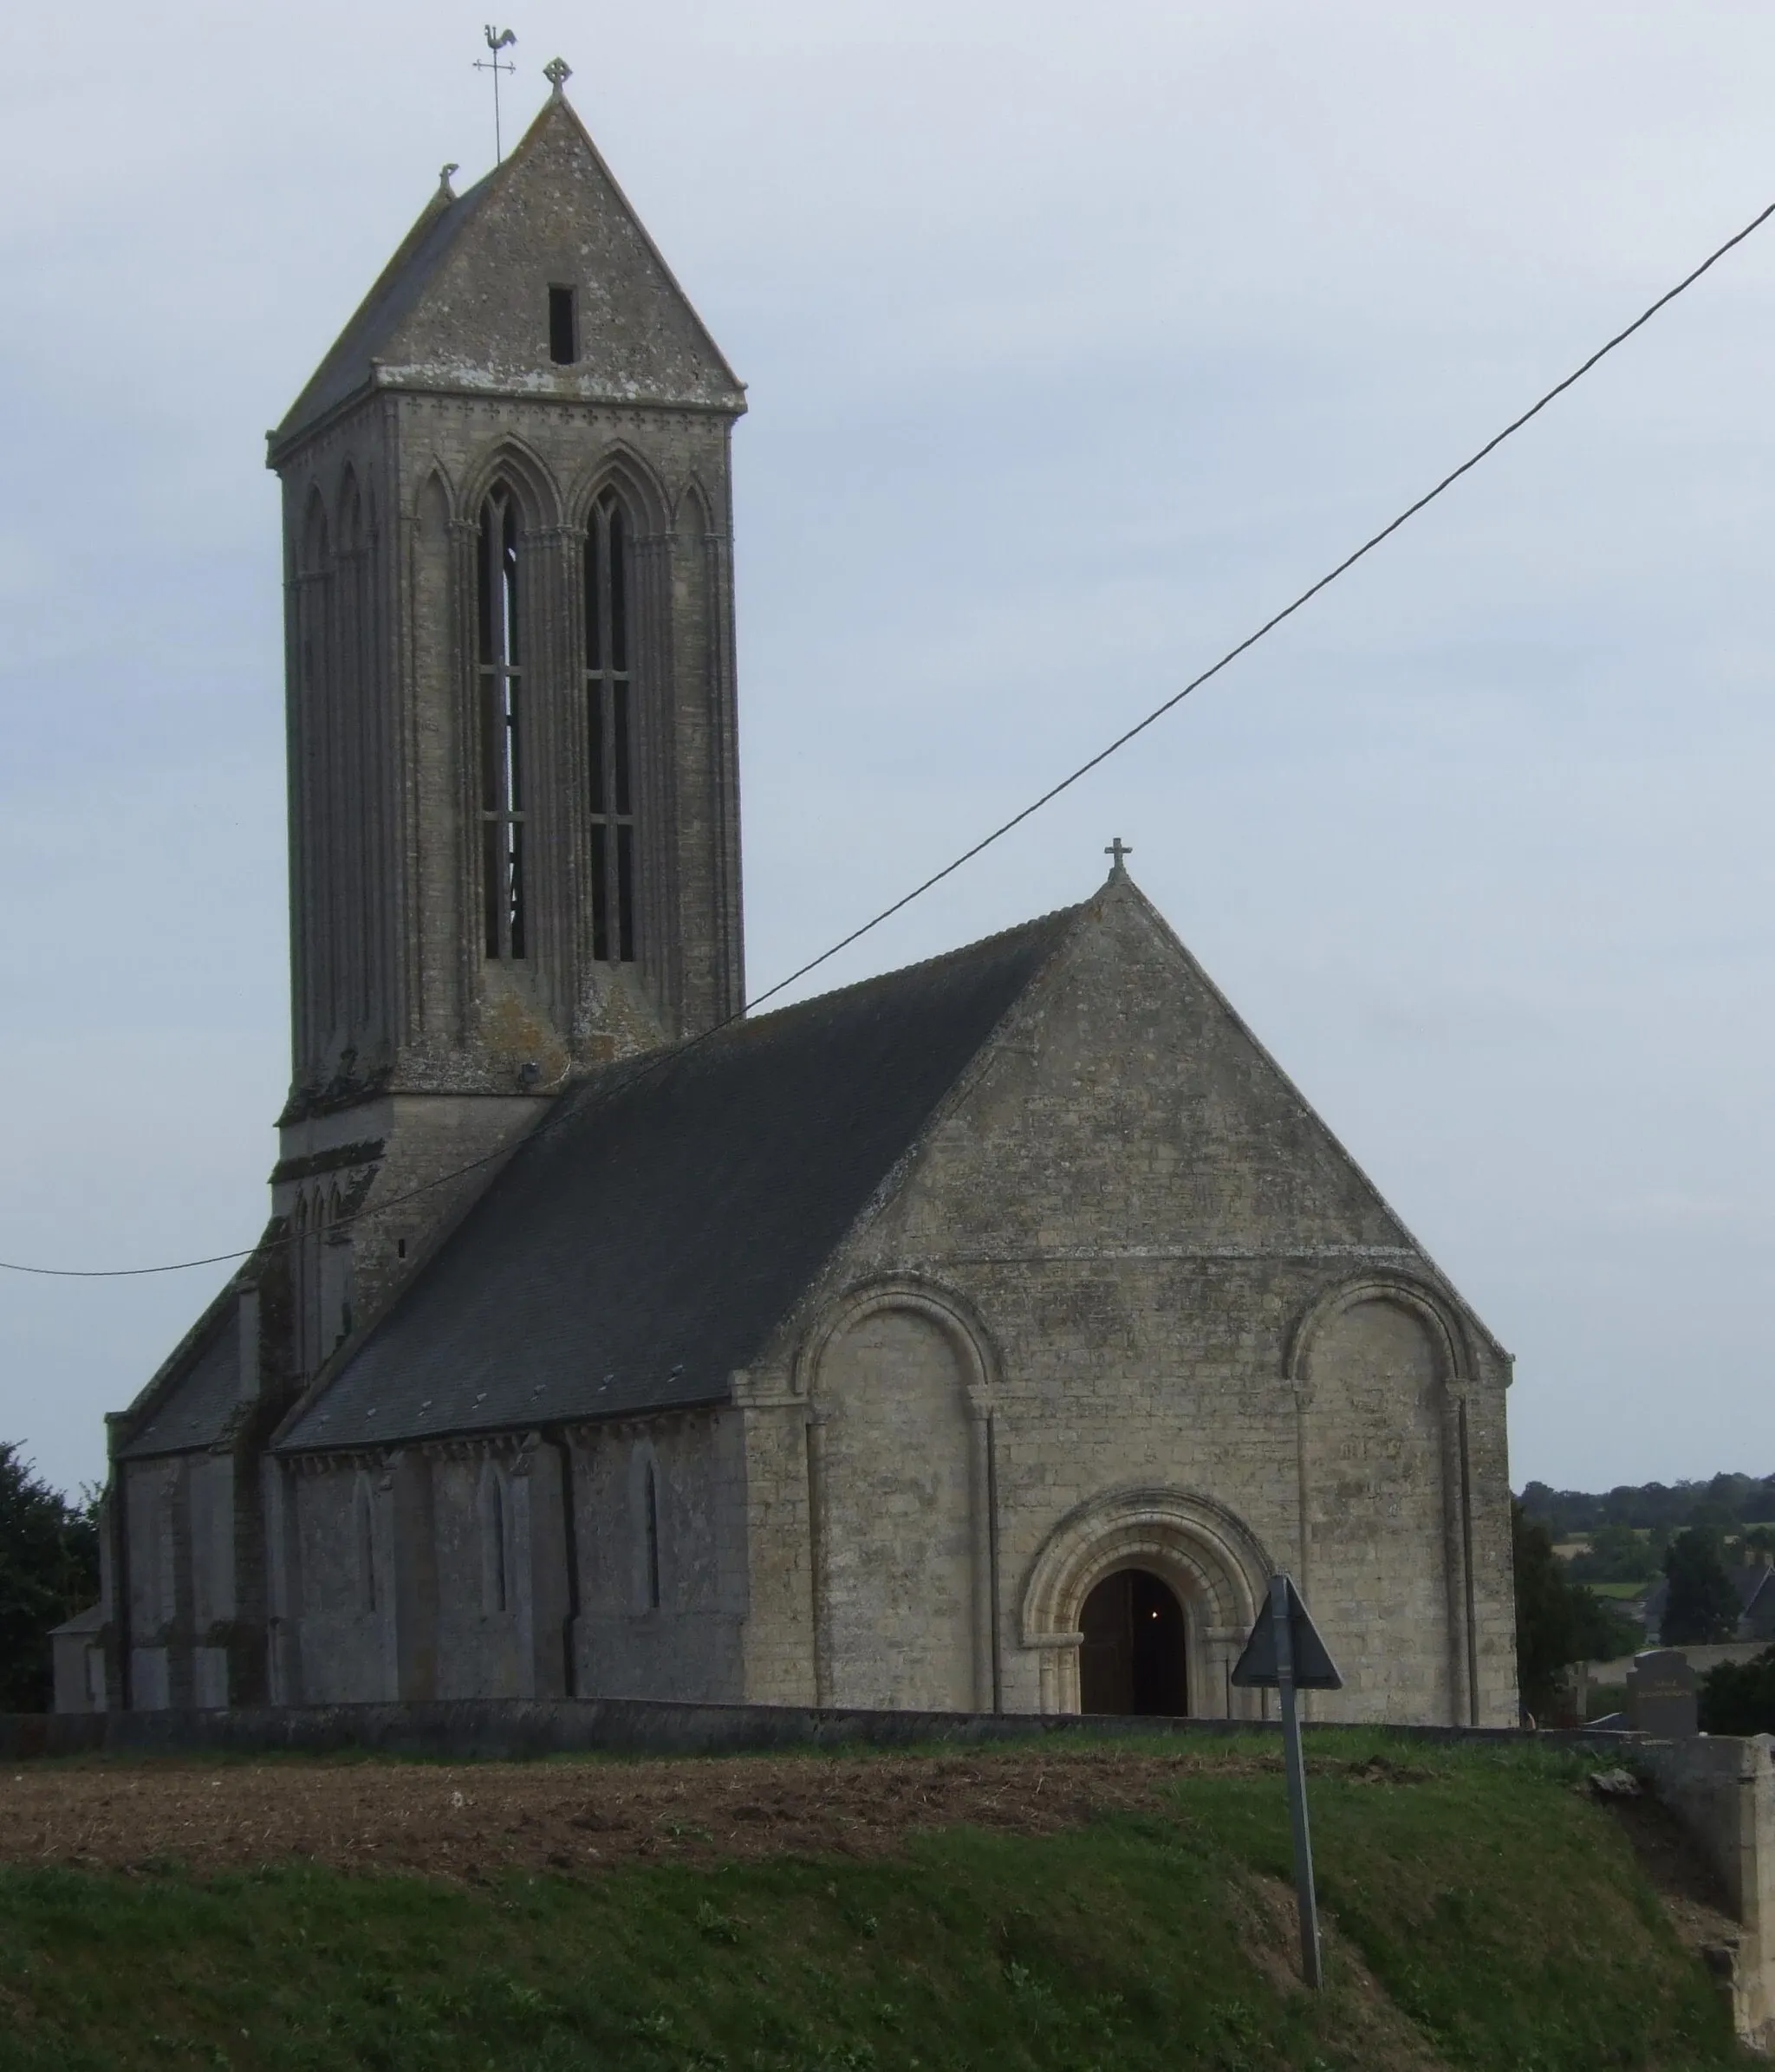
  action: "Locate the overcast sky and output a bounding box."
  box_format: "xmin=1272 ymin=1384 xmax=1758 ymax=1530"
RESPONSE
xmin=3 ymin=1 xmax=1774 ymax=1499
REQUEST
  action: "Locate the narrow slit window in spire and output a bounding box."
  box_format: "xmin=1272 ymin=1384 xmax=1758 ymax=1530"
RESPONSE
xmin=549 ymin=284 xmax=579 ymax=365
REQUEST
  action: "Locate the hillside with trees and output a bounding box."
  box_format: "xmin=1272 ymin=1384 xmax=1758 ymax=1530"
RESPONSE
xmin=1520 ymin=1471 xmax=1775 ymax=1542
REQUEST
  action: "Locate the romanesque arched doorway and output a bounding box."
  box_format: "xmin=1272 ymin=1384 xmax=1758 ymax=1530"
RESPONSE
xmin=1079 ymin=1567 xmax=1188 ymax=1715
xmin=1019 ymin=1487 xmax=1275 ymax=1717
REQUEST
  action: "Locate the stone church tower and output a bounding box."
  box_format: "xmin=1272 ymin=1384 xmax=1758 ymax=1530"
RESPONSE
xmin=270 ymin=68 xmax=745 ymax=1374
xmin=71 ymin=70 xmax=1519 ymax=1729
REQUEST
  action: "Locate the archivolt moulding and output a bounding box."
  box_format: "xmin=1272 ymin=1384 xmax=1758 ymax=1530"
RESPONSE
xmin=568 ymin=439 xmax=672 ymax=535
xmin=1019 ymin=1484 xmax=1274 ymax=1651
xmin=1284 ymin=1271 xmax=1472 ymax=1396
xmin=457 ymin=433 xmax=564 ymax=530
xmin=1018 ymin=1484 xmax=1277 ymax=1718
xmin=791 ymin=1276 xmax=999 ymax=1416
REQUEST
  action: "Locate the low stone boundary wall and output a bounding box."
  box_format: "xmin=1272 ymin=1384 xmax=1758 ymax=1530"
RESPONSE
xmin=1637 ymin=1733 xmax=1775 ymax=2050
xmin=0 ymin=1696 xmax=1628 ymax=1764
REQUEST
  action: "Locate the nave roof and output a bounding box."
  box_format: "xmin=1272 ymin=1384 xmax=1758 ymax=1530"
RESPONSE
xmin=274 ymin=906 xmax=1079 ymax=1454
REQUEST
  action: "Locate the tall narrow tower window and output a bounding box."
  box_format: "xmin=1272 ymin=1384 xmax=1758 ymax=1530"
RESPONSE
xmin=477 ymin=487 xmax=526 ymax=958
xmin=548 ymin=284 xmax=578 ymax=365
xmin=584 ymin=490 xmax=635 ymax=962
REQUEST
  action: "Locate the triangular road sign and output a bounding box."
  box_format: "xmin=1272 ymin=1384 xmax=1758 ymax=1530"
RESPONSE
xmin=1231 ymin=1574 xmax=1343 ymax=1691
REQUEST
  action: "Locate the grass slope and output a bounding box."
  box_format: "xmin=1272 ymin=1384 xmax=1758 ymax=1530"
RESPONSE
xmin=0 ymin=1737 xmax=1746 ymax=2072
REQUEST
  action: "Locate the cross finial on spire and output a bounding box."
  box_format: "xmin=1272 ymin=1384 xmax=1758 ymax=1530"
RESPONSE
xmin=544 ymin=56 xmax=572 ymax=96
xmin=1104 ymin=837 xmax=1133 ymax=881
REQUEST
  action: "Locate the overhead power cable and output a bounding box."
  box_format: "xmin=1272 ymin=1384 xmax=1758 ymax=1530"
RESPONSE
xmin=5 ymin=193 xmax=1772 ymax=1281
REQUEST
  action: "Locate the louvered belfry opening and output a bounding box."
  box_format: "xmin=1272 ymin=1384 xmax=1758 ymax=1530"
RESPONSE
xmin=584 ymin=489 xmax=637 ymax=964
xmin=477 ymin=485 xmax=527 ymax=960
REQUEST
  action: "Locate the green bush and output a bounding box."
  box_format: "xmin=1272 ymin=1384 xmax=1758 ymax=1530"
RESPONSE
xmin=0 ymin=1444 xmax=100 ymax=1712
xmin=1661 ymin=1528 xmax=1741 ymax=1647
xmin=1699 ymin=1644 xmax=1775 ymax=1735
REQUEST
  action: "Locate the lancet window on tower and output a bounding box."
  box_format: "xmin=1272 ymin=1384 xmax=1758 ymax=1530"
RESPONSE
xmin=477 ymin=486 xmax=527 ymax=959
xmin=584 ymin=490 xmax=636 ymax=963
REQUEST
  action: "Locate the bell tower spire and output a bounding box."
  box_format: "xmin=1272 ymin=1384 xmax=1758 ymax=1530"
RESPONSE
xmin=265 ymin=70 xmax=746 ymax=1367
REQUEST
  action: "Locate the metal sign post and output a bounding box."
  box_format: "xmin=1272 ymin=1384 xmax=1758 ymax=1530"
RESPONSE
xmin=1230 ymin=1572 xmax=1343 ymax=1990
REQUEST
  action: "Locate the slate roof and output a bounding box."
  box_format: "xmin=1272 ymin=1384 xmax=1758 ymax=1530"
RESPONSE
xmin=273 ymin=170 xmax=501 ymax=449
xmin=275 ymin=908 xmax=1079 ymax=1455
xmin=116 ymin=1306 xmax=241 ymax=1460
xmin=272 ymin=89 xmax=745 ymax=452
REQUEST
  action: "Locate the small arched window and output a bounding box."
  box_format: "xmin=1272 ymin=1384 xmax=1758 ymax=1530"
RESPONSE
xmin=584 ymin=490 xmax=635 ymax=963
xmin=477 ymin=486 xmax=526 ymax=959
xmin=643 ymin=1460 xmax=662 ymax=1611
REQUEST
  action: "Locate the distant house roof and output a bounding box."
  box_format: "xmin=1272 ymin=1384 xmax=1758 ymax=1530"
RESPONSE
xmin=275 ymin=907 xmax=1079 ymax=1456
xmin=1731 ymin=1562 xmax=1775 ymax=1637
xmin=49 ymin=1601 xmax=106 ymax=1639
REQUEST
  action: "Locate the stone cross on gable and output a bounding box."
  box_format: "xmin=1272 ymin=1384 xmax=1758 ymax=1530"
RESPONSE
xmin=1104 ymin=837 xmax=1133 ymax=880
xmin=544 ymin=57 xmax=573 ymax=95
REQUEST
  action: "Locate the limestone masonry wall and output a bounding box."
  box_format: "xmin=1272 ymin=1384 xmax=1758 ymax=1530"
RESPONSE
xmin=738 ymin=887 xmax=1516 ymax=1727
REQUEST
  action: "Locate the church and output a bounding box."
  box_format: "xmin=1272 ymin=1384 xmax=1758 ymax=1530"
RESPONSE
xmin=58 ymin=68 xmax=1518 ymax=1726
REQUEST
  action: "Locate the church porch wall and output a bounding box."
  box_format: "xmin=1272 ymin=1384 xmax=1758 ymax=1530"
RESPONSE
xmin=733 ymin=1403 xmax=817 ymax=1706
xmin=564 ymin=1411 xmax=746 ymax=1702
xmin=120 ymin=1453 xmax=253 ymax=1712
xmin=838 ymin=1252 xmax=1512 ymax=1728
xmin=121 ymin=1458 xmax=183 ymax=1711
xmin=759 ymin=890 xmax=1514 ymax=1728
xmin=770 ymin=932 xmax=1507 ymax=1724
xmin=1458 ymin=1364 xmax=1518 ymax=1725
xmin=288 ymin=1461 xmax=390 ymax=1705
xmin=429 ymin=1451 xmax=524 ymax=1700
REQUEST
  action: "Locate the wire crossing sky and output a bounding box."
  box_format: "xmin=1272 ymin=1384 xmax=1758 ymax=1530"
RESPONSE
xmin=1 ymin=186 xmax=1770 ymax=1281
xmin=9 ymin=1 xmax=1775 ymax=1497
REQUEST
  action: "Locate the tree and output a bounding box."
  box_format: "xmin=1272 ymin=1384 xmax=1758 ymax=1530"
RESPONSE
xmin=1513 ymin=1500 xmax=1577 ymax=1718
xmin=1661 ymin=1527 xmax=1740 ymax=1647
xmin=1512 ymin=1501 xmax=1642 ymax=1719
xmin=1700 ymin=1645 xmax=1775 ymax=1735
xmin=0 ymin=1445 xmax=100 ymax=1712
xmin=1567 ymin=1522 xmax=1657 ymax=1586
xmin=1570 ymin=1585 xmax=1641 ymax=1664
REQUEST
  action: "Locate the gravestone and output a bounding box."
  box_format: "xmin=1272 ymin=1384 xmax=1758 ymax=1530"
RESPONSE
xmin=1628 ymin=1649 xmax=1699 ymax=1737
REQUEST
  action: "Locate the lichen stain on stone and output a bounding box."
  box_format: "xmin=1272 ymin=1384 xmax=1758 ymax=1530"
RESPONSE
xmin=476 ymin=988 xmax=569 ymax=1088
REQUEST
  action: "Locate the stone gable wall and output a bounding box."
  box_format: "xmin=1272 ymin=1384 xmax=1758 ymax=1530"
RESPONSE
xmin=737 ymin=888 xmax=1517 ymax=1727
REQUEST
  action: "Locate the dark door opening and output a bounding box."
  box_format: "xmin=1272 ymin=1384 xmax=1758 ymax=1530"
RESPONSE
xmin=1078 ymin=1568 xmax=1188 ymax=1715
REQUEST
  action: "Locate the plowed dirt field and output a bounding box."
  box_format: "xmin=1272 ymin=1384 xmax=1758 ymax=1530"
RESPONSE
xmin=0 ymin=1746 xmax=1295 ymax=1880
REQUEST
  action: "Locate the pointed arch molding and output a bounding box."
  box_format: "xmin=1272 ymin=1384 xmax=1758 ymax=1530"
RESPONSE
xmin=299 ymin=485 xmax=330 ymax=573
xmin=569 ymin=440 xmax=671 ymax=534
xmin=1284 ymin=1271 xmax=1473 ymax=1398
xmin=458 ymin=435 xmax=564 ymax=530
xmin=411 ymin=464 xmax=457 ymax=525
xmin=673 ymin=475 xmax=714 ymax=536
